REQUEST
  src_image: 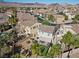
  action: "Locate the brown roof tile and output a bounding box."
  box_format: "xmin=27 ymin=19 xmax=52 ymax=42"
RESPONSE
xmin=39 ymin=25 xmax=55 ymax=33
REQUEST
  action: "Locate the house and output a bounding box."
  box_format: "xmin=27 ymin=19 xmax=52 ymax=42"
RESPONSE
xmin=5 ymin=9 xmax=13 ymax=17
xmin=17 ymin=12 xmax=41 ymax=39
xmin=32 ymin=9 xmax=48 ymax=17
xmin=63 ymin=5 xmax=77 ymax=19
xmin=35 ymin=24 xmax=76 ymax=45
xmin=35 ymin=25 xmax=56 ymax=45
xmin=63 ymin=9 xmax=75 ymax=20
xmin=0 ymin=13 xmax=8 ymax=24
xmin=53 ymin=14 xmax=65 ymax=24
xmin=55 ymin=25 xmax=76 ymax=41
xmin=66 ymin=5 xmax=77 ymax=14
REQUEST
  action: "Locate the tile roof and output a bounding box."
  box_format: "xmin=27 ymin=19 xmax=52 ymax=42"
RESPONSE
xmin=38 ymin=25 xmax=55 ymax=33
xmin=0 ymin=13 xmax=8 ymax=24
xmin=71 ymin=24 xmax=79 ymax=34
xmin=17 ymin=12 xmax=38 ymax=27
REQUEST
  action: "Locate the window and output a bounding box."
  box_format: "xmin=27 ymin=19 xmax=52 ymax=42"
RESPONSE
xmin=48 ymin=33 xmax=50 ymax=36
xmin=37 ymin=37 xmax=39 ymax=39
xmin=57 ymin=32 xmax=59 ymax=35
xmin=40 ymin=40 xmax=45 ymax=43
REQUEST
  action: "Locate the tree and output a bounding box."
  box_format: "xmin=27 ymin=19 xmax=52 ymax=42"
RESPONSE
xmin=31 ymin=42 xmax=49 ymax=57
xmin=0 ymin=30 xmax=17 ymax=44
xmin=1 ymin=30 xmax=17 ymax=43
xmin=72 ymin=14 xmax=79 ymax=23
xmin=0 ymin=34 xmax=12 ymax=57
xmin=62 ymin=31 xmax=74 ymax=45
xmin=42 ymin=20 xmax=50 ymax=25
xmin=64 ymin=15 xmax=68 ymax=20
xmin=31 ymin=42 xmax=39 ymax=56
xmin=48 ymin=15 xmax=54 ymax=22
xmin=72 ymin=36 xmax=79 ymax=48
xmin=48 ymin=44 xmax=61 ymax=57
xmin=61 ymin=31 xmax=75 ymax=58
xmin=8 ymin=15 xmax=18 ymax=29
xmin=13 ymin=7 xmax=17 ymax=17
xmin=0 ymin=24 xmax=5 ymax=32
xmin=75 ymin=14 xmax=79 ymax=20
xmin=1 ymin=44 xmax=12 ymax=57
xmin=38 ymin=45 xmax=49 ymax=56
xmin=73 ymin=40 xmax=79 ymax=48
xmin=37 ymin=16 xmax=43 ymax=22
xmin=0 ymin=35 xmax=5 ymax=57
xmin=8 ymin=15 xmax=18 ymax=25
xmin=11 ymin=53 xmax=21 ymax=58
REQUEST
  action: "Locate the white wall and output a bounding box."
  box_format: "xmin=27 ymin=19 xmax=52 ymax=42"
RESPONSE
xmin=36 ymin=29 xmax=54 ymax=45
xmin=37 ymin=29 xmax=53 ymax=38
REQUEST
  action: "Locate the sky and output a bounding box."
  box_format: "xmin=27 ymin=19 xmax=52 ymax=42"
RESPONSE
xmin=3 ymin=0 xmax=79 ymax=4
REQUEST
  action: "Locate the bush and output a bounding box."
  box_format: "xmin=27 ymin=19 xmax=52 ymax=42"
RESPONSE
xmin=42 ymin=20 xmax=50 ymax=25
xmin=31 ymin=43 xmax=49 ymax=57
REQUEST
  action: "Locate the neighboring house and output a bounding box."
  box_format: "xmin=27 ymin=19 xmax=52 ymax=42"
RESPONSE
xmin=17 ymin=9 xmax=26 ymax=13
xmin=35 ymin=24 xmax=76 ymax=46
xmin=36 ymin=25 xmax=56 ymax=45
xmin=63 ymin=8 xmax=76 ymax=20
xmin=17 ymin=12 xmax=41 ymax=39
xmin=5 ymin=9 xmax=13 ymax=17
xmin=64 ymin=12 xmax=75 ymax=20
xmin=32 ymin=9 xmax=48 ymax=18
xmin=55 ymin=25 xmax=76 ymax=42
xmin=53 ymin=14 xmax=65 ymax=24
xmin=0 ymin=13 xmax=8 ymax=24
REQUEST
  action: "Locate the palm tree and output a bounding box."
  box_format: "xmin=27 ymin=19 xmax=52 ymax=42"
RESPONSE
xmin=72 ymin=14 xmax=79 ymax=24
xmin=48 ymin=44 xmax=61 ymax=58
xmin=0 ymin=29 xmax=18 ymax=57
xmin=31 ymin=42 xmax=39 ymax=57
xmin=72 ymin=36 xmax=79 ymax=48
xmin=61 ymin=31 xmax=75 ymax=58
xmin=0 ymin=33 xmax=13 ymax=57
